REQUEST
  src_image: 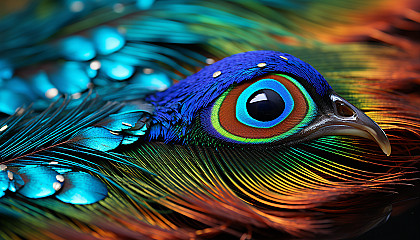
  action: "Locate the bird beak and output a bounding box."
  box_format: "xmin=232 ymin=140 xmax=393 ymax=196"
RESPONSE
xmin=300 ymin=93 xmax=391 ymax=156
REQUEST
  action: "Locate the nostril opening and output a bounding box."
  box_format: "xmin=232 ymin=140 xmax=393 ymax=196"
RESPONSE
xmin=335 ymin=101 xmax=355 ymax=117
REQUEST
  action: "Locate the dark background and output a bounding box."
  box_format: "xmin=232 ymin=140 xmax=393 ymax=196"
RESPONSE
xmin=353 ymin=205 xmax=419 ymax=240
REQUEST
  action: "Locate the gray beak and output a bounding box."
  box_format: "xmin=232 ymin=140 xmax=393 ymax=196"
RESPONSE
xmin=300 ymin=93 xmax=391 ymax=156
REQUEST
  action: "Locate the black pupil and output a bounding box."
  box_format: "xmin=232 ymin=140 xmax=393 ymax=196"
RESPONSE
xmin=246 ymin=89 xmax=285 ymax=122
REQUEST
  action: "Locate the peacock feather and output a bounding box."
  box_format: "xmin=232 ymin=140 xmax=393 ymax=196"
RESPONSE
xmin=0 ymin=0 xmax=419 ymax=239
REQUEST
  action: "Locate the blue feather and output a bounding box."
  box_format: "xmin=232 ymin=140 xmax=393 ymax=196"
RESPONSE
xmin=0 ymin=92 xmax=153 ymax=204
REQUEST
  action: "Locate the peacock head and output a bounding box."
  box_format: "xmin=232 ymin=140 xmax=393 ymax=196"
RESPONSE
xmin=146 ymin=50 xmax=390 ymax=155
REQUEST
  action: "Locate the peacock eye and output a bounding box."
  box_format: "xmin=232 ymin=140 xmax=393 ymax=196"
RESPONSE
xmin=238 ymin=79 xmax=294 ymax=128
xmin=202 ymin=74 xmax=317 ymax=144
xmin=246 ymin=89 xmax=285 ymax=122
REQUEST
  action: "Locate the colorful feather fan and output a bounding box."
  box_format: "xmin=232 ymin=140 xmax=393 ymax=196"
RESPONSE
xmin=0 ymin=0 xmax=419 ymax=239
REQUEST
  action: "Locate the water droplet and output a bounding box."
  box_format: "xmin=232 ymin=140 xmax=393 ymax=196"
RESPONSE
xmin=53 ymin=182 xmax=62 ymax=191
xmin=113 ymin=3 xmax=125 ymax=13
xmin=206 ymin=58 xmax=215 ymax=64
xmin=90 ymin=60 xmax=101 ymax=70
xmin=56 ymin=175 xmax=65 ymax=183
xmin=72 ymin=93 xmax=82 ymax=99
xmin=45 ymin=88 xmax=58 ymax=99
xmin=7 ymin=171 xmax=13 ymax=180
xmin=0 ymin=125 xmax=7 ymax=132
xmin=70 ymin=1 xmax=84 ymax=12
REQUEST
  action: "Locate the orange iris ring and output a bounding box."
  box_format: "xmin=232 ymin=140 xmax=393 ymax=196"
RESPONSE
xmin=209 ymin=74 xmax=317 ymax=143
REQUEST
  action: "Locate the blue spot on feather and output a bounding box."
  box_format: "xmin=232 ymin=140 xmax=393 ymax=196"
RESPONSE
xmin=131 ymin=72 xmax=172 ymax=91
xmin=29 ymin=72 xmax=58 ymax=99
xmin=101 ymin=60 xmax=135 ymax=80
xmin=0 ymin=170 xmax=9 ymax=197
xmin=17 ymin=166 xmax=60 ymax=198
xmin=0 ymin=59 xmax=13 ymax=80
xmin=49 ymin=62 xmax=90 ymax=94
xmin=60 ymin=36 xmax=96 ymax=61
xmin=56 ymin=172 xmax=107 ymax=204
xmin=0 ymin=89 xmax=31 ymax=115
xmin=3 ymin=77 xmax=37 ymax=100
xmin=136 ymin=0 xmax=155 ymax=10
xmin=73 ymin=126 xmax=123 ymax=151
xmin=92 ymin=27 xmax=125 ymax=55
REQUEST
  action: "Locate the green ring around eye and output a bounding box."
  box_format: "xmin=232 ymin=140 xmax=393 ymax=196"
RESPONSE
xmin=236 ymin=79 xmax=294 ymax=128
xmin=210 ymin=74 xmax=318 ymax=143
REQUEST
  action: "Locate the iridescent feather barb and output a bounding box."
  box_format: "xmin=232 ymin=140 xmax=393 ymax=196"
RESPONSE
xmin=0 ymin=0 xmax=419 ymax=240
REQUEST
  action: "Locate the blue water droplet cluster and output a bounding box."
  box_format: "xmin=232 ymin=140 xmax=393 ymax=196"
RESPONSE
xmin=0 ymin=15 xmax=174 ymax=116
xmin=73 ymin=101 xmax=154 ymax=151
xmin=0 ymin=165 xmax=108 ymax=204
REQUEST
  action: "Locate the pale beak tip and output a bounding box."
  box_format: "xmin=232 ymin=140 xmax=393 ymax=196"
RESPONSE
xmin=383 ymin=143 xmax=391 ymax=156
xmin=369 ymin=128 xmax=391 ymax=156
xmin=373 ymin=129 xmax=391 ymax=156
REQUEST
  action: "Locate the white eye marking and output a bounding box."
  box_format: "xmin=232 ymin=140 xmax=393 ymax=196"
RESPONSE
xmin=249 ymin=93 xmax=268 ymax=103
